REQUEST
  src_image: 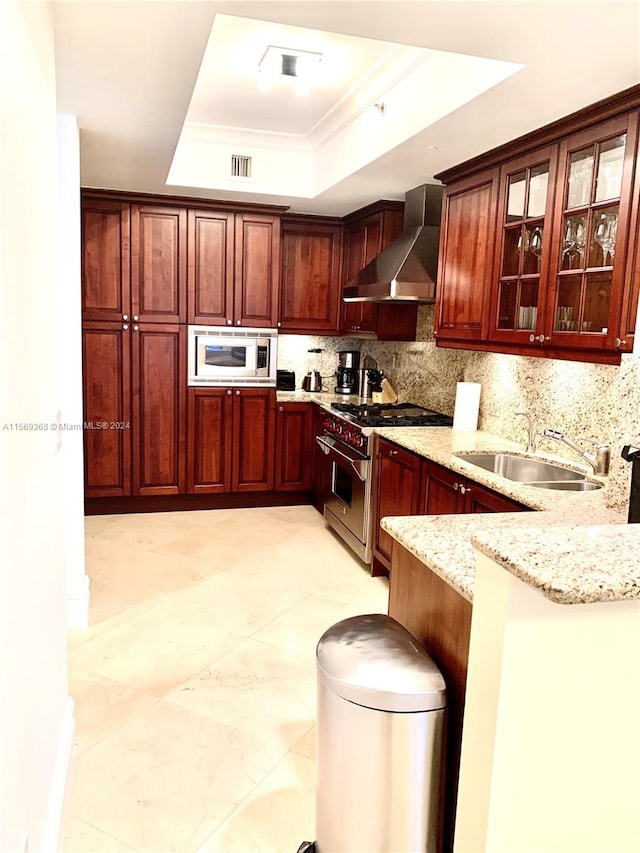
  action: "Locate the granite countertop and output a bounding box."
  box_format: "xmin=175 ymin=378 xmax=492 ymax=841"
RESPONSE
xmin=277 ymin=394 xmax=636 ymax=605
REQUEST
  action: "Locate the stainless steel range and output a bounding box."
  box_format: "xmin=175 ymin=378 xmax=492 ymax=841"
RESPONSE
xmin=316 ymin=402 xmax=453 ymax=563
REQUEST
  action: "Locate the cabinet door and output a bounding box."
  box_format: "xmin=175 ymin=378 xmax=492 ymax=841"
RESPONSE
xmin=422 ymin=461 xmax=464 ymax=514
xmin=275 ymin=402 xmax=313 ymax=490
xmin=280 ymin=221 xmax=342 ymax=333
xmin=372 ymin=439 xmax=423 ymax=572
xmin=82 ymin=321 xmax=132 ymax=497
xmin=340 ymin=223 xmax=367 ymax=333
xmin=187 ymin=210 xmax=234 ymax=326
xmin=131 ymin=324 xmax=186 ymax=495
xmin=545 ymin=113 xmax=639 ymax=352
xmin=467 ymin=483 xmax=526 ymax=513
xmin=234 ymin=214 xmax=280 ymax=327
xmin=187 ymin=388 xmax=233 ymax=493
xmin=81 ymin=200 xmax=130 ymax=321
xmin=232 ymin=388 xmax=276 ymax=491
xmin=435 ymin=168 xmax=500 ymax=342
xmin=489 ymin=145 xmax=558 ymax=345
xmin=131 ymin=205 xmax=187 ymax=323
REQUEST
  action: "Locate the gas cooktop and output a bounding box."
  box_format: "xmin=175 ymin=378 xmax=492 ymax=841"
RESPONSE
xmin=331 ymin=401 xmax=453 ymax=428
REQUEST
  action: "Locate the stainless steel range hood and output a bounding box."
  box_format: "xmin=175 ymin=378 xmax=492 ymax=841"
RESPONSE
xmin=343 ymin=183 xmax=443 ymax=303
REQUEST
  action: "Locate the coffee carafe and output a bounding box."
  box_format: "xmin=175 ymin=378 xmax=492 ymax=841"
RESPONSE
xmin=335 ymin=350 xmax=360 ymax=395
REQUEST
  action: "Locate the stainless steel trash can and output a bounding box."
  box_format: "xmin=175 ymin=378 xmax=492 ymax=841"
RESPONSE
xmin=315 ymin=614 xmax=446 ymax=853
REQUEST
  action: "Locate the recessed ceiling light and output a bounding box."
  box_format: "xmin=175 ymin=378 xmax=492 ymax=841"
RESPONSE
xmin=257 ymin=46 xmax=323 ymax=94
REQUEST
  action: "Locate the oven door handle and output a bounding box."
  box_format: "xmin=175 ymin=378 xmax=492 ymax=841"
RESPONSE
xmin=315 ymin=435 xmax=370 ymax=482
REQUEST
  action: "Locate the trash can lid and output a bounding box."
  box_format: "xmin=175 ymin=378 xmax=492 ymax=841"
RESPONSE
xmin=316 ymin=614 xmax=446 ymax=713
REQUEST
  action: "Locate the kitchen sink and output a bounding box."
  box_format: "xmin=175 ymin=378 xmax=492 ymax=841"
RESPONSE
xmin=529 ymin=480 xmax=602 ymax=491
xmin=454 ymin=452 xmax=603 ymax=491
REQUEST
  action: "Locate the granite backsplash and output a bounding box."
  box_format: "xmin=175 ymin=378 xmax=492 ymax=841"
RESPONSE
xmin=278 ymin=305 xmax=640 ymax=514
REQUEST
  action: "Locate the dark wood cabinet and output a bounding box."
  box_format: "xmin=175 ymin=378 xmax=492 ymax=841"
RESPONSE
xmin=82 ymin=322 xmax=132 ymax=497
xmin=388 ymin=543 xmax=472 ymax=853
xmin=275 ymin=402 xmax=313 ymax=491
xmin=82 ymin=198 xmax=187 ymax=324
xmin=234 ymin=213 xmax=281 ymax=328
xmin=279 ymin=217 xmax=342 ymax=334
xmin=131 ymin=205 xmax=187 ymax=323
xmin=187 ymin=210 xmax=280 ymax=328
xmin=435 ymin=89 xmax=640 ymax=364
xmin=371 ymin=438 xmax=423 ymax=575
xmin=82 ymin=322 xmax=186 ymax=497
xmin=131 ymin=324 xmax=186 ymax=495
xmin=187 ymin=388 xmax=275 ymax=494
xmin=340 ymin=202 xmax=419 ymax=341
xmin=187 ymin=388 xmax=233 ymax=493
xmin=81 ymin=200 xmax=130 ymax=322
xmin=488 ymin=145 xmax=558 ymax=346
xmin=187 ymin=209 xmax=234 ymax=326
xmin=435 ymin=168 xmax=500 ymax=345
xmin=422 ymin=460 xmax=527 ymax=514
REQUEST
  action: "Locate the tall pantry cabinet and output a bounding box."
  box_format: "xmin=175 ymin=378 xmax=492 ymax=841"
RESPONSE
xmin=81 ymin=197 xmax=187 ymax=497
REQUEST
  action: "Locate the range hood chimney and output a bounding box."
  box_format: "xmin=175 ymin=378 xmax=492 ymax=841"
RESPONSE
xmin=342 ymin=183 xmax=443 ymax=303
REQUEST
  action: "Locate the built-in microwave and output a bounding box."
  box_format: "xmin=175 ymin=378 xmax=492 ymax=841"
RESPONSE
xmin=187 ymin=326 xmax=278 ymax=387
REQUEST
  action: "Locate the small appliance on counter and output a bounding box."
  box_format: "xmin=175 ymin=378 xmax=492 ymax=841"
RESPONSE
xmin=276 ymin=370 xmax=295 ymax=391
xmin=302 ymin=348 xmax=324 ymax=393
xmin=622 ymin=445 xmax=640 ymax=522
xmin=335 ymin=350 xmax=360 ymax=395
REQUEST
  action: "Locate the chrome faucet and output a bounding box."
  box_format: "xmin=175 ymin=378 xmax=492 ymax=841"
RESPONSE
xmin=542 ymin=429 xmax=610 ymax=476
xmin=515 ymin=412 xmax=537 ymax=453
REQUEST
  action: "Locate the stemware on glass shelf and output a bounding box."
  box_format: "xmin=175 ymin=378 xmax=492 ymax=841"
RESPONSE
xmin=561 ymin=215 xmax=587 ymax=269
xmin=593 ymin=211 xmax=618 ymax=265
xmin=567 ymin=150 xmax=594 ymax=209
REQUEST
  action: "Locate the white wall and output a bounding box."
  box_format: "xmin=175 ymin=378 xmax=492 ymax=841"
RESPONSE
xmin=0 ymin=2 xmax=75 ymax=850
xmin=57 ymin=114 xmax=90 ymax=629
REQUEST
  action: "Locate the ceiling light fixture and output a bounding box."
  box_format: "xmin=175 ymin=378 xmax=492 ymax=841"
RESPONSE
xmin=257 ymin=46 xmax=323 ymax=96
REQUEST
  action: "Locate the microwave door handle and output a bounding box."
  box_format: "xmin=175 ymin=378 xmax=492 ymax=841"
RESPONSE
xmin=315 ymin=435 xmax=369 ymax=481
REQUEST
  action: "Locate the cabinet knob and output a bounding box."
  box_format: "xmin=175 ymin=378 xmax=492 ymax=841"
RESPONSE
xmin=389 ymin=449 xmax=398 ymax=456
xmin=459 ymin=484 xmax=471 ymax=495
xmin=277 ymin=322 xmax=282 ymax=327
xmin=615 ymin=337 xmax=627 ymax=348
xmin=123 ymin=314 xmax=129 ymax=321
xmin=227 ymin=319 xmax=233 ymax=325
xmin=236 ymin=320 xmax=242 ymax=326
xmin=278 ymin=406 xmax=283 ymax=412
xmin=529 ymin=333 xmax=547 ymax=344
xmin=235 ymin=390 xmax=241 ymax=395
xmin=133 ymin=315 xmax=139 ymax=321
xmin=122 ymin=323 xmax=129 ymax=330
xmin=133 ymin=325 xmax=139 ymax=331
xmin=226 ymin=389 xmax=232 ymax=395
xmin=453 ymin=482 xmax=459 ymax=491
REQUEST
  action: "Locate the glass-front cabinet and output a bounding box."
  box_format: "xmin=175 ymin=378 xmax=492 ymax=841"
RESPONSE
xmin=490 ymin=145 xmax=557 ymax=342
xmin=546 ymin=113 xmax=639 ymax=350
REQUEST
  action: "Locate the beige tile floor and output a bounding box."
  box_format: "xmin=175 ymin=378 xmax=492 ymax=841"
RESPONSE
xmin=64 ymin=505 xmax=389 ymax=853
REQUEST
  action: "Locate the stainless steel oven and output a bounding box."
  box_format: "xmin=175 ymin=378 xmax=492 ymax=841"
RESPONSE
xmin=316 ymin=433 xmax=372 ymax=563
xmin=316 ymin=402 xmax=453 ymax=564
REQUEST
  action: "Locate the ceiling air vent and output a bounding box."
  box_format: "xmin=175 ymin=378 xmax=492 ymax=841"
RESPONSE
xmin=231 ymin=154 xmax=252 ymax=178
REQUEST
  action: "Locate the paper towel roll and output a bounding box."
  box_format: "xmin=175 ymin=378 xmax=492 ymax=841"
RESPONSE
xmin=453 ymin=382 xmax=481 ymax=431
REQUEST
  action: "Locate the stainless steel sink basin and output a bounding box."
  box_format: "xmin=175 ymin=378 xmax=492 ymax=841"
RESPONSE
xmin=530 ymin=480 xmax=602 ymax=491
xmin=455 ymin=452 xmax=585 ymax=482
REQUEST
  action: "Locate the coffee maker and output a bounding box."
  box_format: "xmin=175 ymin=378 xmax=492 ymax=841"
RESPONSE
xmin=335 ymin=350 xmax=360 ymax=395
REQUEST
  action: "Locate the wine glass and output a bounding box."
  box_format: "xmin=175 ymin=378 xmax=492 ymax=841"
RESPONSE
xmin=594 ymin=212 xmax=618 ymax=265
xmin=529 ymin=226 xmax=543 ymax=260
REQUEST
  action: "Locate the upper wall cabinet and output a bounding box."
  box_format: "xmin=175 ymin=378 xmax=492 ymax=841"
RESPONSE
xmin=82 ymin=199 xmax=187 ymax=323
xmin=188 ymin=210 xmax=280 ymax=328
xmin=279 ymin=217 xmax=342 ymax=334
xmin=435 ymin=168 xmax=499 ymax=343
xmin=488 ymin=144 xmax=558 ymax=346
xmin=340 ymin=202 xmax=419 ymax=341
xmin=434 ymin=86 xmax=640 ymax=364
xmin=81 ymin=199 xmax=131 ymax=322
